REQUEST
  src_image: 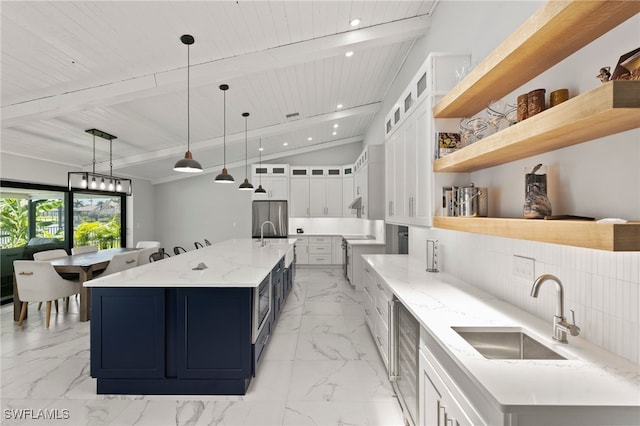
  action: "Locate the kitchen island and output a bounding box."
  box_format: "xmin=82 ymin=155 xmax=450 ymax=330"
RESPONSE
xmin=86 ymin=239 xmax=295 ymax=395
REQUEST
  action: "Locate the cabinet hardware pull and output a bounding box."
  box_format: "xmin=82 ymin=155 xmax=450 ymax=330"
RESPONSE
xmin=19 ymin=271 xmax=33 ymax=276
xmin=126 ymin=259 xmax=135 ymax=264
xmin=376 ymin=307 xmax=383 ymax=316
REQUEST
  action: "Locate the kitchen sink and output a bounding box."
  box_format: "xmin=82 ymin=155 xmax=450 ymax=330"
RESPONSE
xmin=452 ymin=327 xmax=566 ymax=360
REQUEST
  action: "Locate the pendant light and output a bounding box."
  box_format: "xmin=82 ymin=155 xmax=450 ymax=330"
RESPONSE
xmin=173 ymin=34 xmax=203 ymax=173
xmin=254 ymin=138 xmax=267 ymax=194
xmin=68 ymin=129 xmax=132 ymax=196
xmin=238 ymin=112 xmax=254 ymax=190
xmin=214 ymin=84 xmax=234 ymax=183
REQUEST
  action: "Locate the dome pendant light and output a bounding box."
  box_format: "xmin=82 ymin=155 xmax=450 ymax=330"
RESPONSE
xmin=238 ymin=112 xmax=254 ymax=190
xmin=215 ymin=84 xmax=234 ymax=183
xmin=254 ymin=138 xmax=267 ymax=194
xmin=174 ymin=34 xmax=203 ymax=173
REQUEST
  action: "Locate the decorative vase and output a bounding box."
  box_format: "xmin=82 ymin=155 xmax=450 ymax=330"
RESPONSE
xmin=523 ymin=164 xmax=552 ymax=219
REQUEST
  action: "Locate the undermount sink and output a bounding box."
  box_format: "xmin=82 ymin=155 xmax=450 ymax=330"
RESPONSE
xmin=452 ymin=327 xmax=566 ymax=360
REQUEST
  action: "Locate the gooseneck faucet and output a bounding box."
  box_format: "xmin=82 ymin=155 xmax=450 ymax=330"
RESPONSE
xmin=530 ymin=274 xmax=580 ymax=343
xmin=260 ymin=220 xmax=276 ymax=247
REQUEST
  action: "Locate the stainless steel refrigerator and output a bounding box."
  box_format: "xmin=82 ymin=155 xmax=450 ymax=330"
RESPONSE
xmin=251 ymin=200 xmax=288 ymax=238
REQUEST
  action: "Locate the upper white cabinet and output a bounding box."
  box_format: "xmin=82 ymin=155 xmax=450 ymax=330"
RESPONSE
xmin=251 ymin=164 xmax=289 ymax=201
xmin=342 ymin=165 xmax=356 ymax=217
xmin=385 ymin=53 xmax=470 ymax=227
xmin=353 ymin=145 xmax=385 ymax=220
xmin=290 ymin=169 xmax=310 ymax=217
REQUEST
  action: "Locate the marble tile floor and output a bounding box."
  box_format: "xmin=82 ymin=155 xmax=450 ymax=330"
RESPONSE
xmin=1 ymin=268 xmax=405 ymax=425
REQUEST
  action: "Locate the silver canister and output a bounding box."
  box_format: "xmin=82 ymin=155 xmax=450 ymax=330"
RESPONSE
xmin=456 ymin=184 xmax=487 ymax=217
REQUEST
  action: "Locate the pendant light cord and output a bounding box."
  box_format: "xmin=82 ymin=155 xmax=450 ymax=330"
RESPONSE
xmin=187 ymin=43 xmax=190 ymax=152
xmin=109 ymin=139 xmax=113 ymax=177
xmin=259 ymin=138 xmax=262 ymax=185
xmin=223 ymin=89 xmax=226 ymax=167
xmin=244 ymin=115 xmax=248 ymax=177
xmin=92 ymin=133 xmax=96 ymax=173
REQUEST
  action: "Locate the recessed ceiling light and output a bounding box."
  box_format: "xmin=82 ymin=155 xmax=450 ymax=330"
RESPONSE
xmin=307 ymin=137 xmax=312 ymax=141
xmin=333 ymin=124 xmax=339 ymax=128
xmin=337 ymin=104 xmax=343 ymax=109
xmin=350 ymin=18 xmax=360 ymax=27
xmin=345 ymin=51 xmax=354 ymax=57
xmin=332 ymin=131 xmax=337 ymax=136
xmin=283 ymin=142 xmax=288 ymax=146
xmin=259 ymin=147 xmax=264 ymax=152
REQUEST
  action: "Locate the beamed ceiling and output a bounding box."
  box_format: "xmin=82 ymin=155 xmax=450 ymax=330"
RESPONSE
xmin=1 ymin=1 xmax=438 ymax=183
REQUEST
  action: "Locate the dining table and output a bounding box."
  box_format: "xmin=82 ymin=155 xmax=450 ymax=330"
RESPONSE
xmin=13 ymin=247 xmax=139 ymax=322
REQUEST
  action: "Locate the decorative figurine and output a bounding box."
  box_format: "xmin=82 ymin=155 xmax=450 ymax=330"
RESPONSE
xmin=596 ymin=66 xmax=611 ymax=83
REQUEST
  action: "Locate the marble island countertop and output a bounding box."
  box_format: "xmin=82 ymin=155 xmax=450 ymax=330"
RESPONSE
xmin=85 ymin=238 xmax=295 ymax=288
xmin=362 ymin=254 xmax=640 ymax=410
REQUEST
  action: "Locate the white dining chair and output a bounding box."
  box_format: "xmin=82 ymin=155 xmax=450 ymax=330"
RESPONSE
xmin=102 ymin=251 xmax=139 ymax=276
xmin=71 ymin=245 xmax=99 ymax=255
xmin=13 ymin=260 xmax=82 ymax=328
xmin=135 ymin=241 xmax=161 ymax=249
xmin=32 ymin=249 xmax=72 ymax=310
xmin=33 ymin=249 xmax=68 ymax=261
xmin=136 ymin=247 xmax=158 ymax=265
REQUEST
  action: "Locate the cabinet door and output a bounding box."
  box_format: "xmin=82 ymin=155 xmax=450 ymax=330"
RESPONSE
xmin=393 ymin=133 xmax=407 ymax=220
xmin=343 ymin=175 xmax=355 ymax=217
xmin=385 ymin=137 xmax=396 ymax=221
xmin=331 ymin=236 xmax=343 ymax=264
xmin=269 ymin=177 xmax=288 ymax=200
xmin=414 ymin=99 xmax=433 ymax=227
xmin=360 ymin=164 xmax=369 ymax=218
xmin=325 ymin=178 xmax=343 ymax=217
xmin=309 ymin=178 xmax=326 ymax=216
xmin=177 ymin=288 xmax=252 ymax=379
xmin=404 ymin=110 xmax=418 ymax=222
xmin=290 ymin=178 xmax=310 ymax=217
xmin=295 ymin=237 xmax=309 ymax=264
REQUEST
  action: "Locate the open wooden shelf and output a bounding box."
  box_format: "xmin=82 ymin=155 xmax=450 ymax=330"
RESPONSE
xmin=433 ymin=81 xmax=640 ymax=173
xmin=433 ymin=0 xmax=640 ymax=118
xmin=433 ymin=216 xmax=640 ymax=252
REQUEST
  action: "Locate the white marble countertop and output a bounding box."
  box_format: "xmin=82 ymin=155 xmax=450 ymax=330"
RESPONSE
xmin=362 ymin=254 xmax=640 ymax=409
xmin=85 ymin=239 xmax=295 ymax=288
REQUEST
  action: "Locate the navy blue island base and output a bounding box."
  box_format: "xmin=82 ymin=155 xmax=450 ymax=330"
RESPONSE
xmin=89 ymin=259 xmax=292 ymax=395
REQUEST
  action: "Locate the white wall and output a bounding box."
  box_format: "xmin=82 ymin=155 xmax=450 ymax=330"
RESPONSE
xmin=383 ymin=2 xmax=640 ymax=362
xmin=154 ymin=165 xmax=252 ymax=252
xmin=1 ymin=152 xmax=78 ymax=187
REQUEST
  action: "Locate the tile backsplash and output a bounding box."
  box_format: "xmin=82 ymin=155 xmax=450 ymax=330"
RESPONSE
xmin=410 ymin=227 xmax=640 ymax=364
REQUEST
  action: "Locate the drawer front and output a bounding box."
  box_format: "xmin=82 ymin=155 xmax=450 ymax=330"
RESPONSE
xmin=363 ymin=294 xmax=375 ymax=334
xmin=375 ymin=275 xmax=394 ymax=301
xmin=309 ymin=254 xmax=332 ymax=264
xmin=376 ymin=286 xmax=392 ymax=328
xmin=308 ymin=243 xmax=332 ymax=254
xmin=309 ymin=236 xmax=331 ymax=243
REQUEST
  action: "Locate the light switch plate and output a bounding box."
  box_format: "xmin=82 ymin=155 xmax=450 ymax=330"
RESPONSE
xmin=513 ymin=255 xmax=535 ymax=280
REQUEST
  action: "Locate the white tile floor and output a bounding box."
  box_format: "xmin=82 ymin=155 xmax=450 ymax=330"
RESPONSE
xmin=1 ymin=267 xmax=405 ymax=425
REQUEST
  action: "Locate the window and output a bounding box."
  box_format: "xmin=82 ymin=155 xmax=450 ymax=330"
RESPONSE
xmin=72 ymin=193 xmax=122 ymax=249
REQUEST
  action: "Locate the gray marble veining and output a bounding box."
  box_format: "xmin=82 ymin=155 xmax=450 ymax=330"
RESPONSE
xmin=0 ymin=267 xmax=403 ymax=425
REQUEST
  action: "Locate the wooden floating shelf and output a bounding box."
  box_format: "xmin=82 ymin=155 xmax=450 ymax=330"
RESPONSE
xmin=433 ymin=0 xmax=640 ymax=118
xmin=433 ymin=81 xmax=640 ymax=173
xmin=433 ymin=216 xmax=640 ymax=252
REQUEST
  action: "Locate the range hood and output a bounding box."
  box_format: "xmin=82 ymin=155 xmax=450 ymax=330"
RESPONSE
xmin=347 ymin=196 xmax=362 ymax=210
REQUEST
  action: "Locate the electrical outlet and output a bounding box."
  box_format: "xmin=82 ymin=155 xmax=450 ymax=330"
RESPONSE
xmin=513 ymin=255 xmax=535 ymax=280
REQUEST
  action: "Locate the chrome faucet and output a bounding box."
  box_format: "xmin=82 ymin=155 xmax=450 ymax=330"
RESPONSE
xmin=260 ymin=221 xmax=276 ymax=247
xmin=530 ymin=274 xmax=580 ymax=343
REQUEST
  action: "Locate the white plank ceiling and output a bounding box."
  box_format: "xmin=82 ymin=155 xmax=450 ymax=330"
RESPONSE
xmin=1 ymin=1 xmax=438 ymax=183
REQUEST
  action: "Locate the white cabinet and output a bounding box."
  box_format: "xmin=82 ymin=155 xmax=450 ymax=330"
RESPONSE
xmin=419 ymin=328 xmax=488 ymax=426
xmin=294 ymin=236 xmax=309 ymax=264
xmin=290 ymin=177 xmax=310 ymax=217
xmin=331 ymin=236 xmax=343 ymax=265
xmin=308 ymin=236 xmax=332 ymax=265
xmin=362 ymin=263 xmax=392 ymax=370
xmin=342 ymin=165 xmax=356 ymax=217
xmin=251 ymin=164 xmax=289 ymax=201
xmin=353 ymin=145 xmax=384 ymax=220
xmin=309 ymin=177 xmax=343 ymax=217
xmin=385 ymin=53 xmax=469 ymax=227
